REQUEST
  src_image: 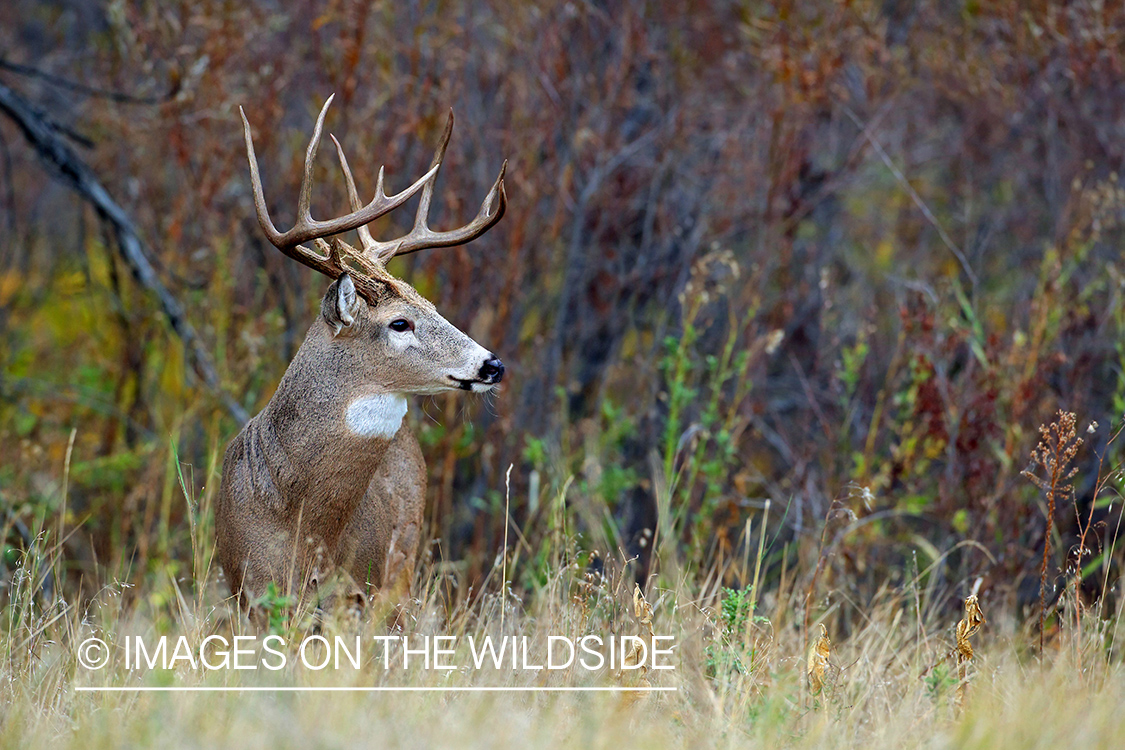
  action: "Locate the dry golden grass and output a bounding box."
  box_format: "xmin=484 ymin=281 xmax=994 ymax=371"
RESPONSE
xmin=4 ymin=539 xmax=1125 ymax=750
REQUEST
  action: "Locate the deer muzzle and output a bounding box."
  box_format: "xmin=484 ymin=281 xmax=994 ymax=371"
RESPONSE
xmin=479 ymin=356 xmax=504 ymax=384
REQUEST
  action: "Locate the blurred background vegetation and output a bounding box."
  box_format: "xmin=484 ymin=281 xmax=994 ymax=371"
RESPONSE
xmin=2 ymin=0 xmax=1124 ymax=636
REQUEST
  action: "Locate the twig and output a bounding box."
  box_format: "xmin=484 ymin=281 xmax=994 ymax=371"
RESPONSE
xmin=1074 ymin=419 xmax=1125 ymax=657
xmin=842 ymin=105 xmax=977 ymax=288
xmin=500 ymin=463 xmax=513 ymax=637
xmin=0 ymin=58 xmax=173 ymax=106
xmin=0 ymin=82 xmax=248 ymax=423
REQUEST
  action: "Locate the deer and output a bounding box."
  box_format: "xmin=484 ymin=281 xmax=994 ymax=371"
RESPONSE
xmin=216 ymin=95 xmax=506 ymax=623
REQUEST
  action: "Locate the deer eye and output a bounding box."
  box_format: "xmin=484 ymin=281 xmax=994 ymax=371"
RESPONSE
xmin=389 ymin=318 xmax=414 ymax=333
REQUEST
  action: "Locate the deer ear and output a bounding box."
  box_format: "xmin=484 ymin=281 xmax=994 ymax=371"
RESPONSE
xmin=322 ymin=274 xmax=365 ymax=336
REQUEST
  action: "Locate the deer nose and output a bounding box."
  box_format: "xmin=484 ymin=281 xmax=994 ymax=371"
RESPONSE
xmin=479 ymin=356 xmax=504 ymax=384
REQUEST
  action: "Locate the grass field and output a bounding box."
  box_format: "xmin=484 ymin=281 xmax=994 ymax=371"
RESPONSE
xmin=5 ymin=480 xmax=1125 ymax=750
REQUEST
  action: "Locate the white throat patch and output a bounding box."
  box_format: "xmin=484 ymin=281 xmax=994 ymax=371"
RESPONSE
xmin=345 ymin=394 xmax=408 ymax=439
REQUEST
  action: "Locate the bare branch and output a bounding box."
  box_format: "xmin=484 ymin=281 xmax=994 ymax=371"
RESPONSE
xmin=0 ymin=81 xmax=248 ymax=424
xmin=0 ymin=57 xmax=174 ymax=106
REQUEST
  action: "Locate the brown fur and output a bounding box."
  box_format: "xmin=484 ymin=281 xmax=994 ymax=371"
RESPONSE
xmin=216 ymin=273 xmax=498 ymax=620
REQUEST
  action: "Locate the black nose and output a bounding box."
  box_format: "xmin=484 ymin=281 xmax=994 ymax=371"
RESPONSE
xmin=479 ymin=356 xmax=504 ymax=384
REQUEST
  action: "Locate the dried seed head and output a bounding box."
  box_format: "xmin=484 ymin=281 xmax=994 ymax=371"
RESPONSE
xmin=956 ymin=594 xmax=985 ymax=662
xmin=633 ymin=583 xmax=654 ymax=636
xmin=808 ymin=623 xmax=831 ymax=695
xmin=954 ymin=594 xmax=985 ymax=707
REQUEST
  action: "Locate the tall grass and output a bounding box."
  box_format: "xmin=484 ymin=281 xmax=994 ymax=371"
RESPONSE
xmin=4 ymin=450 xmax=1125 ymax=748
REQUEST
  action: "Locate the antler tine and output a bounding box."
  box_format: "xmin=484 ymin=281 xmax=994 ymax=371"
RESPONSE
xmin=240 ymin=105 xmax=283 ymax=247
xmin=331 ymin=133 xmax=378 ymax=255
xmin=239 ymin=96 xmax=439 ymax=256
xmin=350 ymin=110 xmax=507 ymax=264
xmin=390 ymin=158 xmax=507 ymax=259
xmin=296 ymin=95 xmax=335 ymax=225
xmin=412 ymin=109 xmax=455 ymax=236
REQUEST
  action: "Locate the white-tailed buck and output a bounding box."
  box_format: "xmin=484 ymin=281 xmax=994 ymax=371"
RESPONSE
xmin=216 ymin=96 xmax=506 ymax=620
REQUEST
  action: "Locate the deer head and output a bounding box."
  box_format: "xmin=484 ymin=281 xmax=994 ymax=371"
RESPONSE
xmin=239 ymin=96 xmax=507 ymax=415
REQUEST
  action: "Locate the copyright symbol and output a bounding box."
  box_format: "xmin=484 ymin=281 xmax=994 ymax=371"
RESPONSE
xmin=77 ymin=637 xmax=109 ymax=670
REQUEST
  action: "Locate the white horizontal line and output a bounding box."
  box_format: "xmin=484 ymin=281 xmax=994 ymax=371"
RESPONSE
xmin=76 ymin=686 xmax=676 ymax=693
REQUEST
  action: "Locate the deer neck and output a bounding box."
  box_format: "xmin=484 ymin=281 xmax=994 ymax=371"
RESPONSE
xmin=256 ymin=326 xmax=407 ymax=520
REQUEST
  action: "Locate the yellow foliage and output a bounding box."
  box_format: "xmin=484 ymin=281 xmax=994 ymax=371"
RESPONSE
xmin=0 ymin=270 xmax=22 ymax=306
xmin=875 ymin=238 xmax=895 ymax=268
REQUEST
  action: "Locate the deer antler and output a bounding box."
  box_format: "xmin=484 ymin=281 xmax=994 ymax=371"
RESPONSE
xmin=240 ymin=95 xmax=506 ymax=299
xmin=330 ymin=109 xmax=507 ymax=264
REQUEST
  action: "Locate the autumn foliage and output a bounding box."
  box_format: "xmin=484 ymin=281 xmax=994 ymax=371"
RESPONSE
xmin=2 ymin=1 xmax=1125 ymax=638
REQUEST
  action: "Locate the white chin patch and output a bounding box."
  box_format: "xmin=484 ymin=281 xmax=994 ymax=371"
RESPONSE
xmin=345 ymin=394 xmax=408 ymax=439
xmin=468 ymin=382 xmax=493 ymax=394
